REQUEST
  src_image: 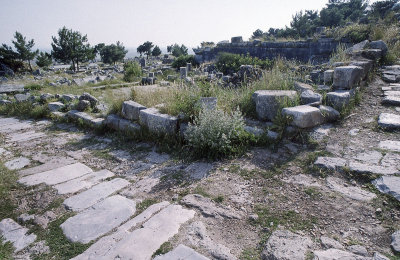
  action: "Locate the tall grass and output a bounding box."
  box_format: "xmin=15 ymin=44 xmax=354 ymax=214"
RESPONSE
xmin=330 ymin=43 xmax=351 ymax=64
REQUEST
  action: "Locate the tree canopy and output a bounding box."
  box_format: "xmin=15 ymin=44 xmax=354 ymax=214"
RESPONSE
xmin=152 ymin=45 xmax=162 ymax=56
xmin=168 ymin=44 xmax=188 ymax=57
xmin=98 ymin=42 xmax=128 ymax=65
xmin=12 ymin=32 xmax=39 ymax=71
xmin=36 ymin=52 xmax=52 ymax=68
xmin=51 ymin=27 xmax=95 ymax=71
xmin=137 ymin=41 xmax=154 ymax=58
xmin=0 ymin=44 xmax=23 ymax=72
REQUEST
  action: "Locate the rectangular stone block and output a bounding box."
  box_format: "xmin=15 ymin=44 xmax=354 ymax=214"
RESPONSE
xmin=282 ymin=105 xmax=324 ymax=128
xmin=326 ymin=90 xmax=353 ymax=110
xmin=121 ymin=100 xmax=146 ymax=121
xmin=0 ymin=218 xmax=36 ymax=252
xmin=18 ymin=163 xmax=93 ymax=186
xmin=63 ymin=178 xmax=130 ymax=211
xmin=61 ymin=195 xmax=136 ymax=244
xmin=253 ymin=90 xmax=298 ymax=121
xmin=332 ymin=66 xmax=363 ymax=90
xmin=139 ymin=108 xmax=178 ymax=135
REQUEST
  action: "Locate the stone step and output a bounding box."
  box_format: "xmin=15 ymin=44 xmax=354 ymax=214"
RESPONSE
xmin=72 ymin=201 xmax=170 ymax=260
xmin=0 ymin=218 xmax=36 ymax=252
xmin=18 ymin=163 xmax=93 ymax=186
xmin=373 ymin=176 xmax=400 ymax=201
xmin=0 ymin=117 xmax=20 ymax=126
xmin=92 ymin=204 xmax=195 ymax=259
xmin=379 ymin=140 xmax=400 ymax=152
xmin=53 ymin=169 xmax=115 ymax=195
xmin=378 ymin=113 xmax=400 ymax=130
xmin=61 ymin=195 xmax=136 ymax=244
xmin=0 ymin=121 xmax=33 ymax=133
xmin=153 ymin=244 xmax=210 ymax=260
xmin=63 ymin=178 xmax=130 ymax=211
xmin=4 ymin=157 xmax=30 ymax=170
xmin=7 ymin=130 xmax=46 ymax=142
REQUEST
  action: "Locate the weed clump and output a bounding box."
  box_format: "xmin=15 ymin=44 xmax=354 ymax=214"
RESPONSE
xmin=185 ymin=108 xmax=253 ymax=159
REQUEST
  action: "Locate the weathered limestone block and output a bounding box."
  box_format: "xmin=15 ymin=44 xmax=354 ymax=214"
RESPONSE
xmin=300 ymin=90 xmax=322 ymax=105
xmin=324 ymin=70 xmax=334 ymax=85
xmin=378 ymin=113 xmax=400 ymax=130
xmin=121 ymin=100 xmax=146 ymax=121
xmin=139 ymin=108 xmax=178 ymax=135
xmin=282 ymin=105 xmax=324 ymax=128
xmin=333 ymin=66 xmax=363 ymax=90
xmin=319 ymin=105 xmax=340 ymax=122
xmin=369 ymin=40 xmax=388 ymax=56
xmin=79 ymin=92 xmax=98 ymax=108
xmin=48 ymin=102 xmax=65 ymax=112
xmin=294 ymin=81 xmax=313 ymax=93
xmin=253 ymin=90 xmax=298 ymax=121
xmin=350 ymin=60 xmax=373 ymax=80
xmin=326 ymin=90 xmax=353 ymax=110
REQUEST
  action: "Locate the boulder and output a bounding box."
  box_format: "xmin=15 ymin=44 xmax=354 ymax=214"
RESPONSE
xmin=79 ymin=92 xmax=98 ymax=108
xmin=301 ymin=90 xmax=322 ymax=105
xmin=262 ymin=230 xmax=313 ymax=260
xmin=121 ymin=100 xmax=146 ymax=121
xmin=198 ymin=97 xmax=217 ymax=110
xmin=14 ymin=93 xmax=31 ymax=102
xmin=369 ymin=40 xmax=388 ymax=56
xmin=362 ymin=49 xmax=383 ymax=60
xmin=76 ymin=100 xmax=91 ymax=111
xmin=372 ymin=176 xmax=400 ymax=201
xmin=282 ymin=105 xmax=325 ymax=128
xmin=48 ymin=102 xmax=65 ymax=112
xmin=40 ymin=93 xmax=54 ymax=101
xmin=391 ymin=230 xmax=400 ymax=253
xmin=139 ymin=108 xmax=178 ymax=135
xmin=61 ymin=94 xmax=77 ymax=102
xmin=253 ymin=90 xmax=298 ymax=121
xmin=333 ymin=66 xmax=363 ymax=90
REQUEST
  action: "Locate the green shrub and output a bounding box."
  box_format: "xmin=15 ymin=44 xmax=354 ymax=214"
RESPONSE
xmin=216 ymin=53 xmax=273 ymax=74
xmin=25 ymin=83 xmax=42 ymax=91
xmin=185 ymin=108 xmax=252 ymax=159
xmin=123 ymin=62 xmax=142 ymax=82
xmin=0 ymin=102 xmax=49 ymax=119
xmin=171 ymin=55 xmax=199 ymax=69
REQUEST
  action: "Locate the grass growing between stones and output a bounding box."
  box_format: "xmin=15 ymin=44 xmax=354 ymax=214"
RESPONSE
xmin=34 ymin=214 xmax=91 ymax=260
xmin=152 ymin=241 xmax=173 ymax=258
xmin=135 ymin=198 xmax=158 ymax=215
xmin=0 ymin=237 xmax=13 ymax=260
xmin=0 ymin=163 xmax=18 ymax=220
xmin=0 ymin=103 xmax=49 ymax=120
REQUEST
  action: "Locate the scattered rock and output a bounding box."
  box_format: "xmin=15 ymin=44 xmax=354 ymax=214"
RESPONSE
xmin=320 ymin=236 xmax=344 ymax=249
xmin=392 ymin=231 xmax=400 ymax=253
xmin=373 ymin=176 xmax=400 ymax=201
xmin=4 ymin=157 xmax=30 ymax=170
xmin=0 ymin=218 xmax=36 ymax=252
xmin=347 ymin=245 xmax=368 ymax=256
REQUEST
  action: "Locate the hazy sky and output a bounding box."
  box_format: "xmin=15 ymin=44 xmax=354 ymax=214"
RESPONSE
xmin=0 ymin=0 xmax=380 ymax=50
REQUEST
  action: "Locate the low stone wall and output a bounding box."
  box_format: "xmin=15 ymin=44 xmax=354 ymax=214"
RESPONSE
xmin=194 ymin=38 xmax=347 ymax=64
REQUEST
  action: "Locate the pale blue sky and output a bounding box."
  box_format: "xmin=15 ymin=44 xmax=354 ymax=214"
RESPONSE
xmin=0 ymin=0 xmax=379 ymax=50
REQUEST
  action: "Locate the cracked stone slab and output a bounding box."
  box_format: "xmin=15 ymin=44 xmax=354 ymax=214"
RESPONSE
xmin=18 ymin=157 xmax=76 ymax=177
xmin=372 ymin=176 xmax=400 ymax=201
xmin=326 ymin=177 xmax=376 ymax=201
xmin=0 ymin=117 xmax=20 ymax=126
xmin=349 ymin=161 xmax=399 ymax=175
xmin=185 ymin=162 xmax=213 ymax=180
xmin=314 ymin=157 xmax=347 ymax=171
xmin=54 ymin=169 xmax=115 ymax=195
xmin=72 ymin=201 xmax=170 ymax=260
xmin=283 ymin=174 xmax=321 ymax=187
xmin=0 ymin=121 xmax=33 ymax=133
xmin=154 ymin=244 xmax=210 ymax=260
xmin=379 ymin=140 xmax=400 ymax=152
xmin=18 ymin=163 xmax=93 ymax=186
xmin=61 ymin=195 xmax=136 ymax=244
xmin=95 ymin=204 xmax=195 ymax=260
xmin=0 ymin=218 xmax=36 ymax=252
xmin=63 ymin=178 xmax=130 ymax=211
xmin=7 ymin=131 xmax=46 ymax=142
xmin=4 ymin=157 xmax=30 ymax=170
xmin=354 ymin=151 xmax=383 ymax=164
xmin=313 ymin=248 xmax=370 ymax=260
xmin=181 ymin=194 xmax=243 ymax=219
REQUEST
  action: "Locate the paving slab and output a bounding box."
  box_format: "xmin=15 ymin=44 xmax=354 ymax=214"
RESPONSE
xmin=97 ymin=204 xmax=195 ymax=260
xmin=349 ymin=161 xmax=399 ymax=175
xmin=379 ymin=140 xmax=400 ymax=152
xmin=0 ymin=117 xmax=20 ymax=126
xmin=63 ymin=178 xmax=130 ymax=211
xmin=314 ymin=157 xmax=347 ymax=171
xmin=373 ymin=176 xmax=400 ymax=201
xmin=7 ymin=131 xmax=46 ymax=142
xmin=0 ymin=218 xmax=36 ymax=252
xmin=54 ymin=169 xmax=115 ymax=195
xmin=4 ymin=157 xmax=30 ymax=170
xmin=18 ymin=157 xmax=77 ymax=177
xmin=18 ymin=163 xmax=93 ymax=186
xmin=61 ymin=195 xmax=136 ymax=244
xmin=154 ymin=244 xmax=210 ymax=260
xmin=326 ymin=177 xmax=376 ymax=201
xmin=72 ymin=201 xmax=170 ymax=260
xmin=382 ymin=96 xmax=400 ymax=106
xmin=0 ymin=121 xmax=33 ymax=133
xmin=378 ymin=113 xmax=400 ymax=130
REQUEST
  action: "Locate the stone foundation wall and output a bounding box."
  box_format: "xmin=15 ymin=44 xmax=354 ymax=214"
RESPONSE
xmin=194 ymin=38 xmax=348 ymax=64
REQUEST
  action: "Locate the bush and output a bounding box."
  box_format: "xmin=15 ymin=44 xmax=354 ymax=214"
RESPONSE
xmin=171 ymin=55 xmax=199 ymax=69
xmin=216 ymin=53 xmax=272 ymax=75
xmin=185 ymin=108 xmax=252 ymax=159
xmin=0 ymin=102 xmax=49 ymax=119
xmin=123 ymin=62 xmax=142 ymax=82
xmin=25 ymin=83 xmax=42 ymax=91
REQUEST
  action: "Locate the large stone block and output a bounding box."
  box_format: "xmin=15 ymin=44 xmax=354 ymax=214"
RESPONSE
xmin=294 ymin=81 xmax=313 ymax=93
xmin=323 ymin=70 xmax=334 ymax=85
xmin=282 ymin=105 xmax=325 ymax=128
xmin=48 ymin=102 xmax=65 ymax=112
xmin=333 ymin=66 xmax=363 ymax=90
xmin=350 ymin=60 xmax=373 ymax=80
xmin=121 ymin=100 xmax=146 ymax=121
xmin=253 ymin=90 xmax=298 ymax=121
xmin=378 ymin=113 xmax=400 ymax=130
xmin=139 ymin=108 xmax=178 ymax=135
xmin=326 ymin=90 xmax=354 ymax=110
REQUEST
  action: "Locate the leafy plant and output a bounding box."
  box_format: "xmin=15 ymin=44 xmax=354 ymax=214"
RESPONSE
xmin=123 ymin=62 xmax=142 ymax=82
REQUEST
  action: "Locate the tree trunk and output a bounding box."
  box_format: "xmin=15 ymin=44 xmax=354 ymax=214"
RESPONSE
xmin=28 ymin=60 xmax=33 ymax=72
